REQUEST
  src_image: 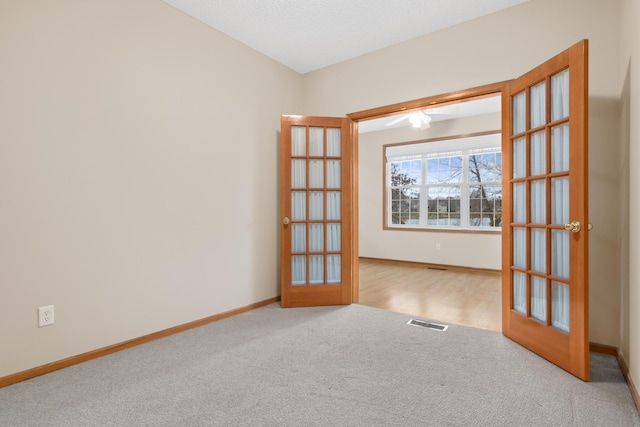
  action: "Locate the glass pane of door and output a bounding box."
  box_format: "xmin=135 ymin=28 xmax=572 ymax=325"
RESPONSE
xmin=292 ymin=160 xmax=306 ymax=188
xmin=292 ymin=224 xmax=306 ymax=253
xmin=309 ymin=127 xmax=324 ymax=156
xmin=551 ymin=69 xmax=570 ymax=121
xmin=513 ymin=272 xmax=526 ymax=314
xmin=309 ymin=192 xmax=323 ymax=220
xmin=551 ymin=230 xmax=570 ymax=279
xmin=327 ymin=129 xmax=341 ymax=157
xmin=531 ymin=276 xmax=547 ymax=322
xmin=513 ymin=92 xmax=526 ymax=135
xmin=530 ymin=81 xmax=546 ymax=129
xmin=551 ymin=124 xmax=570 ymax=172
xmin=509 ymin=80 xmax=557 ymax=326
xmin=513 ymin=228 xmax=526 ymax=269
xmin=309 ymin=224 xmax=324 ymax=253
xmin=292 ymin=256 xmax=306 ymax=286
xmin=327 ymin=192 xmax=341 ymax=220
xmin=531 ymin=229 xmax=546 ymax=274
xmin=327 ymin=224 xmax=341 ymax=252
xmin=292 ymin=191 xmax=306 ymax=221
xmin=309 ymin=255 xmax=324 ymax=284
xmin=513 ymin=138 xmax=526 ymax=179
xmin=309 ymin=160 xmax=324 ymax=188
xmin=552 ymin=281 xmax=570 ymax=332
xmin=508 ymin=55 xmax=574 ymax=334
xmin=327 ymin=255 xmax=341 ymax=283
xmin=551 ymin=177 xmax=569 ymax=225
xmin=327 ymin=160 xmax=341 ymax=188
xmin=530 ymin=132 xmax=546 ymax=176
xmin=291 ymin=127 xmax=306 ymax=156
xmin=530 ymin=180 xmax=546 ymax=224
xmin=513 ymin=183 xmax=526 ymax=223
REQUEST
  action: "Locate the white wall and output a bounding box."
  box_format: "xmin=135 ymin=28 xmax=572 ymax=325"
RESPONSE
xmin=359 ymin=112 xmax=502 ymax=270
xmin=303 ymin=0 xmax=622 ymax=347
xmin=619 ymin=0 xmax=640 ymax=400
xmin=0 ymin=0 xmax=302 ymax=377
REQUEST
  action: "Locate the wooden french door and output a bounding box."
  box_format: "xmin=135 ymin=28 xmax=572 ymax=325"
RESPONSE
xmin=502 ymin=40 xmax=589 ymax=380
xmin=280 ymin=116 xmax=355 ymax=307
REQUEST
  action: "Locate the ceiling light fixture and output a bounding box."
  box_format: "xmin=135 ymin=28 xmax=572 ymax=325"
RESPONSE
xmin=410 ymin=111 xmax=431 ymax=129
xmin=385 ymin=109 xmax=434 ymax=130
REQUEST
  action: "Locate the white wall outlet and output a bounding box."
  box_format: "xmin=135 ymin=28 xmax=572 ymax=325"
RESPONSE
xmin=38 ymin=305 xmax=55 ymax=327
xmin=436 ymin=243 xmax=441 ymax=251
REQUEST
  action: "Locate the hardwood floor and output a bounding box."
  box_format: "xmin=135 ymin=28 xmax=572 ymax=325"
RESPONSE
xmin=358 ymin=258 xmax=502 ymax=332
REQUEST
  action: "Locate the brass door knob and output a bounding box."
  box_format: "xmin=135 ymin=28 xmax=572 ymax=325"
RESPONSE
xmin=564 ymin=221 xmax=581 ymax=233
xmin=283 ymin=217 xmax=290 ymax=225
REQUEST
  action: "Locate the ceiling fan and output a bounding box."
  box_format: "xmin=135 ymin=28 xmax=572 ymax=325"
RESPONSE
xmin=385 ymin=106 xmax=459 ymax=130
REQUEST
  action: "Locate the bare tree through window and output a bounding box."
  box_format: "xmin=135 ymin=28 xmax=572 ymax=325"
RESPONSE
xmin=468 ymin=153 xmax=502 ymax=227
xmin=390 ymin=161 xmax=420 ymax=225
xmin=386 ymin=133 xmax=501 ymax=230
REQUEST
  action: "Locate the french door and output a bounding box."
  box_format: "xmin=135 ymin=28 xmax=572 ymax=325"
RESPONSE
xmin=280 ymin=116 xmax=355 ymax=307
xmin=502 ymin=40 xmax=589 ymax=380
xmin=279 ymin=41 xmax=589 ymax=381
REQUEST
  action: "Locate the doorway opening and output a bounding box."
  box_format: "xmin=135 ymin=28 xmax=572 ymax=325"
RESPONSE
xmin=350 ymin=87 xmax=503 ymax=331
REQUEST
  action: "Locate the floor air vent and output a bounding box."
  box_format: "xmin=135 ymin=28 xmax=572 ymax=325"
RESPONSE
xmin=428 ymin=267 xmax=447 ymax=271
xmin=407 ymin=319 xmax=448 ymax=331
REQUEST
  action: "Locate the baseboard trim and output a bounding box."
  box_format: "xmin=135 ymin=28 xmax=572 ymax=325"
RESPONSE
xmin=0 ymin=296 xmax=281 ymax=389
xmin=359 ymin=256 xmax=501 ymax=274
xmin=589 ymin=342 xmax=639 ymax=413
xmin=589 ymin=342 xmax=618 ymax=356
xmin=616 ymin=349 xmax=640 ymax=414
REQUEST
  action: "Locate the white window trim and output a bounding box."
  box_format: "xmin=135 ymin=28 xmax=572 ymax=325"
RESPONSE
xmin=385 ymin=132 xmax=502 ymax=232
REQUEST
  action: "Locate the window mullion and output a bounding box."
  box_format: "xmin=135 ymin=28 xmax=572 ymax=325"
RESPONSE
xmin=461 ymin=154 xmax=469 ymax=228
xmin=420 ymin=155 xmax=427 ymax=228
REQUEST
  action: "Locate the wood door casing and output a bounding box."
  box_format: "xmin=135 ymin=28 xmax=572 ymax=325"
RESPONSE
xmin=346 ymin=84 xmax=507 ymax=306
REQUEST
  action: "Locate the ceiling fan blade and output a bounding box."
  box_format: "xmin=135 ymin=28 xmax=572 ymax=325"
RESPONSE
xmin=385 ymin=113 xmax=410 ymax=126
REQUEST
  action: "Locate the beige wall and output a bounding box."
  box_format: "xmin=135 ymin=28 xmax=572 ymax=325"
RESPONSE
xmin=359 ymin=112 xmax=502 ymax=270
xmin=1 ymin=0 xmax=636 ymax=393
xmin=304 ymin=0 xmax=622 ymax=348
xmin=619 ymin=0 xmax=640 ymax=398
xmin=0 ymin=0 xmax=302 ymax=377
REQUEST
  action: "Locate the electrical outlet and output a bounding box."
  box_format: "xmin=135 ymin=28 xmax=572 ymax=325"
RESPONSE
xmin=38 ymin=305 xmax=55 ymax=327
xmin=436 ymin=243 xmax=441 ymax=251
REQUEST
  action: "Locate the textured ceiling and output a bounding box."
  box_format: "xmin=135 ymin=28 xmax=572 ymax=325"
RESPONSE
xmin=162 ymin=0 xmax=529 ymax=74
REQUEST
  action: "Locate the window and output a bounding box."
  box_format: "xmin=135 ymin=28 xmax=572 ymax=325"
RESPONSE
xmin=386 ymin=132 xmax=502 ymax=231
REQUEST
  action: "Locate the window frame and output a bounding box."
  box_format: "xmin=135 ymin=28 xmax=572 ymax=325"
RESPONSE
xmin=384 ymin=130 xmax=502 ymax=233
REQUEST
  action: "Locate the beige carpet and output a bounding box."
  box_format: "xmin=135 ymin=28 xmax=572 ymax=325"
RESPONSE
xmin=1 ymin=303 xmax=638 ymax=426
